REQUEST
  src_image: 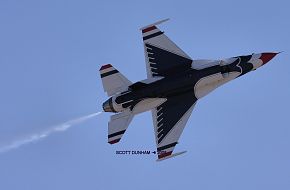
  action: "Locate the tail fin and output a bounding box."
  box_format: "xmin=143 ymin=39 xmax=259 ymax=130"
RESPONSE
xmin=108 ymin=110 xmax=134 ymax=144
xmin=99 ymin=64 xmax=132 ymax=96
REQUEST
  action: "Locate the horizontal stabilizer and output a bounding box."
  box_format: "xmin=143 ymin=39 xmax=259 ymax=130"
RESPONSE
xmin=108 ymin=110 xmax=134 ymax=144
xmin=100 ymin=64 xmax=132 ymax=96
xmin=156 ymin=151 xmax=187 ymax=162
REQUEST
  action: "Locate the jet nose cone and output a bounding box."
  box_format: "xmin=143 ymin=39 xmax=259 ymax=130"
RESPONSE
xmin=260 ymin=52 xmax=279 ymax=65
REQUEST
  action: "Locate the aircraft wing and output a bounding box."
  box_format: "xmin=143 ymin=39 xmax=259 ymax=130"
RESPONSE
xmin=152 ymin=91 xmax=197 ymax=161
xmin=141 ymin=19 xmax=193 ymax=78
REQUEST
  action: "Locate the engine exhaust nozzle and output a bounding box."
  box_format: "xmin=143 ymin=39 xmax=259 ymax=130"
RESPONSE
xmin=102 ymin=97 xmax=117 ymax=113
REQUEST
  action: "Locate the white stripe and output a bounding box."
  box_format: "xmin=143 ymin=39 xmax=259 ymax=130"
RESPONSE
xmin=100 ymin=67 xmax=115 ymax=74
xmin=108 ymin=134 xmax=123 ymax=142
xmin=158 ymin=123 xmax=163 ymax=128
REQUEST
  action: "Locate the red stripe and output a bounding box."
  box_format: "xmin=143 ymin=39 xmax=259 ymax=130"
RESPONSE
xmin=158 ymin=151 xmax=173 ymax=159
xmin=100 ymin=64 xmax=112 ymax=71
xmin=108 ymin=139 xmax=120 ymax=144
xmin=142 ymin=26 xmax=157 ymax=33
xmin=260 ymin=53 xmax=277 ymax=65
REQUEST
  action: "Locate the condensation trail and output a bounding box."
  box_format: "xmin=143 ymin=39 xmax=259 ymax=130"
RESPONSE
xmin=0 ymin=112 xmax=102 ymax=153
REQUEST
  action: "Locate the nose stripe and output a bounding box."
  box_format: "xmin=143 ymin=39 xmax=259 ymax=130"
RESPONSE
xmin=260 ymin=53 xmax=277 ymax=65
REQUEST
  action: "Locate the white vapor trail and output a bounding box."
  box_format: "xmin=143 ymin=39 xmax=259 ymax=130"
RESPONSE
xmin=0 ymin=112 xmax=102 ymax=153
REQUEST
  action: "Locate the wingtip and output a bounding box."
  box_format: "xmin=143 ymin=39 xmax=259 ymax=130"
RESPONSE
xmin=140 ymin=18 xmax=170 ymax=30
xmin=100 ymin=64 xmax=112 ymax=71
xmin=156 ymin=151 xmax=187 ymax=162
xmin=108 ymin=138 xmax=121 ymax=144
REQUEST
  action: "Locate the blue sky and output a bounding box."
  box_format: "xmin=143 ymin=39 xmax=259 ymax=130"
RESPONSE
xmin=0 ymin=0 xmax=289 ymax=189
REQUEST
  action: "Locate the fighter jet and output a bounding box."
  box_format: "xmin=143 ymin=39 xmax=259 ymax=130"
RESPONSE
xmin=100 ymin=19 xmax=278 ymax=161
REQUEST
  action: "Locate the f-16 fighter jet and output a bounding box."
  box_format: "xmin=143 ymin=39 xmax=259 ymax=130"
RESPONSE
xmin=100 ymin=19 xmax=278 ymax=161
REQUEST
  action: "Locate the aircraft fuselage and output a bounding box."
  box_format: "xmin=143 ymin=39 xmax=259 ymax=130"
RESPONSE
xmin=103 ymin=52 xmax=277 ymax=113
